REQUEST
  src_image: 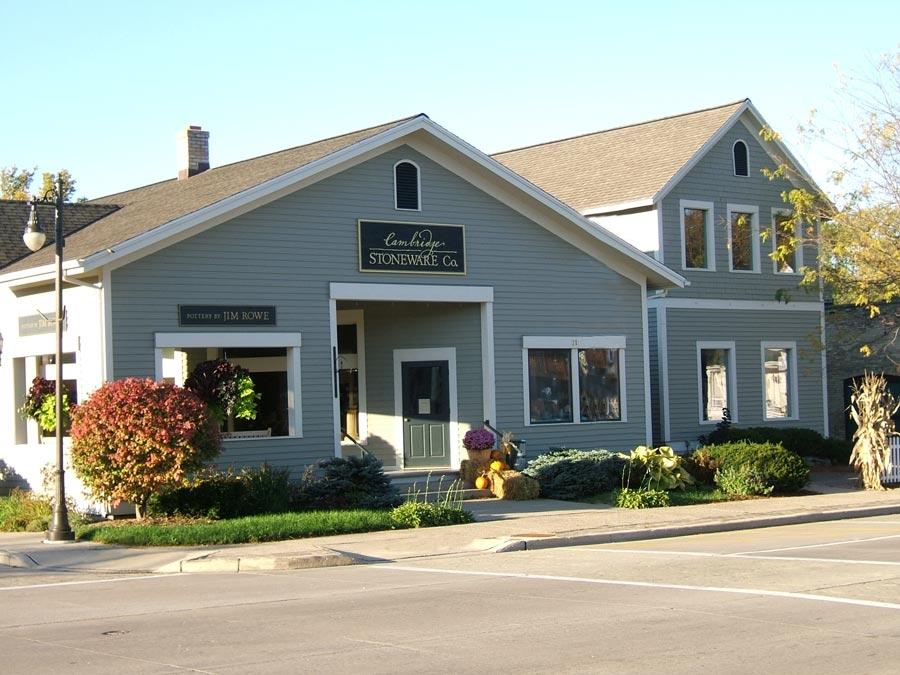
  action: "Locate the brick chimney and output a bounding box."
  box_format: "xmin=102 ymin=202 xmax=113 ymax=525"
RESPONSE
xmin=177 ymin=125 xmax=210 ymax=179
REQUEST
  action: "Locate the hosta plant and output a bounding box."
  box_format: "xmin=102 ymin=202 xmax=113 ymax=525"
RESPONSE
xmin=70 ymin=378 xmax=221 ymax=518
xmin=626 ymin=445 xmax=695 ymax=490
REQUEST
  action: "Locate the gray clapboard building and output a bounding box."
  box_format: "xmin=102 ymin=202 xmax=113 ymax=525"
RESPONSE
xmin=0 ymin=115 xmax=684 ymax=493
xmin=496 ymin=99 xmax=827 ymax=450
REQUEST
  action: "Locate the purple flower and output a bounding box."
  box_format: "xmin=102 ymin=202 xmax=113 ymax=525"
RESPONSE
xmin=463 ymin=428 xmax=495 ymax=450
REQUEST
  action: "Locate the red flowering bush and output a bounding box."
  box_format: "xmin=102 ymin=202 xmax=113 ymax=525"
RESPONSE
xmin=70 ymin=378 xmax=221 ymax=518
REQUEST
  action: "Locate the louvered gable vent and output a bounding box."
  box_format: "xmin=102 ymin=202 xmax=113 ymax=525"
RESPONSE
xmin=394 ymin=161 xmax=420 ymax=210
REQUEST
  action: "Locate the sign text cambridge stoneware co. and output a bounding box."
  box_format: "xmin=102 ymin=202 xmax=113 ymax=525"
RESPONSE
xmin=178 ymin=306 xmax=277 ymax=326
xmin=358 ymin=220 xmax=466 ymax=275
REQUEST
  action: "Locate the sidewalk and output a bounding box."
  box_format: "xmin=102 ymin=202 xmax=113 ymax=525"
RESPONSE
xmin=2 ymin=468 xmax=898 ymax=575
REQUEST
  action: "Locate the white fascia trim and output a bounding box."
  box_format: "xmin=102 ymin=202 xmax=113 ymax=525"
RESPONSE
xmin=696 ymin=340 xmax=738 ymax=425
xmin=770 ymin=207 xmax=803 ymax=275
xmin=648 ymin=298 xmax=823 ymax=312
xmin=101 ymin=268 xmax=113 ymax=381
xmin=653 ymin=101 xmax=750 ymax=204
xmin=393 ymin=159 xmax=422 ymax=212
xmin=417 ymin=120 xmax=685 ymax=289
xmin=523 ymin=335 xmax=626 ymax=350
xmin=80 ymin=116 xmax=434 ymax=273
xmin=679 ymin=200 xmax=716 ymax=272
xmin=330 ymin=282 xmax=493 ymax=303
xmin=579 ymin=198 xmax=654 ymax=216
xmin=155 ymin=332 xmax=302 ymax=348
xmin=0 ymin=260 xmax=85 ymax=287
xmin=656 ymin=206 xmax=665 ymax=264
xmin=760 ymin=340 xmax=800 ymax=421
xmin=726 ymin=203 xmax=761 ymax=273
xmin=743 ymin=102 xmax=827 ymax=196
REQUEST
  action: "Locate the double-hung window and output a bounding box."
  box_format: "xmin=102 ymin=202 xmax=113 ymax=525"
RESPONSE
xmin=761 ymin=342 xmax=798 ymax=420
xmin=727 ymin=204 xmax=760 ymax=272
xmin=772 ymin=209 xmax=802 ymax=274
xmin=524 ymin=336 xmax=626 ymax=425
xmin=680 ymin=200 xmax=715 ymax=271
xmin=697 ymin=341 xmax=736 ymax=423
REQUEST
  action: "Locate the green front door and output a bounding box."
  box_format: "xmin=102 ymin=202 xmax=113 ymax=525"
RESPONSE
xmin=402 ymin=360 xmax=451 ymax=468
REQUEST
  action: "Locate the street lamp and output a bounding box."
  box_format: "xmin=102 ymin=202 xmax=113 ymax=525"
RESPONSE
xmin=22 ymin=176 xmax=75 ymax=542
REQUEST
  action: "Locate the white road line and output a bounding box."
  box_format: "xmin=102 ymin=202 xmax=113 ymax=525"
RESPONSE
xmin=731 ymin=533 xmax=900 ymax=555
xmin=0 ymin=573 xmax=185 ymax=592
xmin=576 ymin=547 xmax=900 ymax=566
xmin=377 ymin=565 xmax=900 ymax=611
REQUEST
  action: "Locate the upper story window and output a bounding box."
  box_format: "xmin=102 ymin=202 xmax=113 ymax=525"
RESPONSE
xmin=733 ymin=140 xmax=749 ymax=176
xmin=772 ymin=210 xmax=802 ymax=274
xmin=727 ymin=204 xmax=760 ymax=272
xmin=394 ymin=160 xmax=420 ymax=210
xmin=680 ymin=200 xmax=715 ymax=271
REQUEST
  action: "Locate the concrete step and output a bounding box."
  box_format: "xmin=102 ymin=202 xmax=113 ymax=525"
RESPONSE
xmin=386 ymin=469 xmax=460 ymax=489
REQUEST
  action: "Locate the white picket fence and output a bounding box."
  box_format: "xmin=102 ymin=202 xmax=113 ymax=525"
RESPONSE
xmin=884 ymin=436 xmax=900 ymax=485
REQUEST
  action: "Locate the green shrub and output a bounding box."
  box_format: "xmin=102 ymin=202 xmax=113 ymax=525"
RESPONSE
xmin=714 ymin=466 xmax=774 ymax=497
xmin=0 ymin=489 xmax=52 ymax=532
xmin=389 ymin=501 xmax=474 ymax=528
xmin=148 ymin=465 xmax=291 ymax=519
xmin=692 ymin=441 xmax=809 ymax=492
xmin=615 ymin=487 xmax=670 ymax=509
xmin=523 ymin=449 xmax=627 ymax=501
xmin=293 ymin=454 xmax=402 ymax=510
xmin=702 ymin=425 xmax=850 ymax=464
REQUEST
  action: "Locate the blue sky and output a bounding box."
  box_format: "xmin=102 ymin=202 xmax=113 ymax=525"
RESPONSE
xmin=2 ymin=0 xmax=898 ymax=200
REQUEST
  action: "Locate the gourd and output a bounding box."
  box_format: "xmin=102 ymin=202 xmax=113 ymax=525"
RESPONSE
xmin=475 ymin=475 xmax=490 ymax=490
xmin=490 ymin=460 xmax=507 ymax=472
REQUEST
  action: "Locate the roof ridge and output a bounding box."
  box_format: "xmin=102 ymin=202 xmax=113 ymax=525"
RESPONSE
xmin=492 ymin=99 xmax=749 ymax=156
xmin=89 ymin=113 xmax=426 ymax=203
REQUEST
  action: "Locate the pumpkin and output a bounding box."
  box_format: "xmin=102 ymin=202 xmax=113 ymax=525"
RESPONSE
xmin=490 ymin=450 xmax=503 ymax=460
xmin=490 ymin=460 xmax=507 ymax=473
xmin=475 ymin=475 xmax=490 ymax=490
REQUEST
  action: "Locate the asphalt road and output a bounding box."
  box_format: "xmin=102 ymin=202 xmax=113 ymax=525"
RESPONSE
xmin=3 ymin=515 xmax=900 ymax=673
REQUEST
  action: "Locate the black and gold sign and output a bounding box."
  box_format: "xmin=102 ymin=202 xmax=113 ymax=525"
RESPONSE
xmin=358 ymin=220 xmax=466 ymax=275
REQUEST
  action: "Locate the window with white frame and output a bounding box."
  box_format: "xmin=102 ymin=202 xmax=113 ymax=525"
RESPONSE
xmin=772 ymin=210 xmax=801 ymax=274
xmin=155 ymin=333 xmax=302 ymax=438
xmin=524 ymin=336 xmax=625 ymax=425
xmin=727 ymin=204 xmax=759 ymax=272
xmin=394 ymin=160 xmax=420 ymax=210
xmin=698 ymin=342 xmax=736 ymax=423
xmin=680 ymin=200 xmax=715 ymax=271
xmin=761 ymin=342 xmax=797 ymax=420
xmin=733 ymin=140 xmax=749 ymax=176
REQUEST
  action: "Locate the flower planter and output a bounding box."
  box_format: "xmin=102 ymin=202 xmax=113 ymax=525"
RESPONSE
xmin=466 ymin=448 xmax=492 ymax=463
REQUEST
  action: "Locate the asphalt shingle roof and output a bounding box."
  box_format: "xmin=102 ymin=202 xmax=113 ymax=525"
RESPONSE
xmin=0 ymin=201 xmax=119 ymax=270
xmin=2 ymin=115 xmax=419 ymax=273
xmin=492 ymin=100 xmax=746 ymax=211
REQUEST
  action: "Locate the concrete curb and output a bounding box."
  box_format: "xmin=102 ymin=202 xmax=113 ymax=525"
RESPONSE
xmin=493 ymin=503 xmax=900 ymax=552
xmin=0 ymin=549 xmax=39 ymax=569
xmin=157 ymin=550 xmax=356 ymax=574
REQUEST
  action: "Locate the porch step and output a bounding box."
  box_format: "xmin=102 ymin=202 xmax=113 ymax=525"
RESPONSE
xmin=407 ymin=488 xmax=493 ymax=502
xmin=386 ymin=469 xmax=460 ymax=489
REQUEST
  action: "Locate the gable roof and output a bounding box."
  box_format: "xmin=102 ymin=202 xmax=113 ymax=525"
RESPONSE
xmin=0 ymin=200 xmax=119 ymax=270
xmin=1 ymin=114 xmax=684 ymax=290
xmin=2 ymin=116 xmax=417 ymax=274
xmin=492 ymin=100 xmax=747 ymax=212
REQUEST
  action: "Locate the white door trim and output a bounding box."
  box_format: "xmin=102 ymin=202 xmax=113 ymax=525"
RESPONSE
xmin=337 ymin=309 xmax=368 ymax=445
xmin=393 ymin=347 xmax=459 ymax=469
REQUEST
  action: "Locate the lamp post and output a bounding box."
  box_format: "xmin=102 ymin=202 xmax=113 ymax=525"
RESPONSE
xmin=23 ymin=176 xmax=75 ymax=542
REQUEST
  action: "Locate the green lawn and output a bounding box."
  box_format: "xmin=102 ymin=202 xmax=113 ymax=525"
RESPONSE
xmin=584 ymin=485 xmax=735 ymax=507
xmin=76 ymin=509 xmax=399 ymax=546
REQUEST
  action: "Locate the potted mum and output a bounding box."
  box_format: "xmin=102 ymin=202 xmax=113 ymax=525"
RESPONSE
xmin=19 ymin=376 xmax=71 ymax=437
xmin=463 ymin=427 xmax=495 ymax=463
